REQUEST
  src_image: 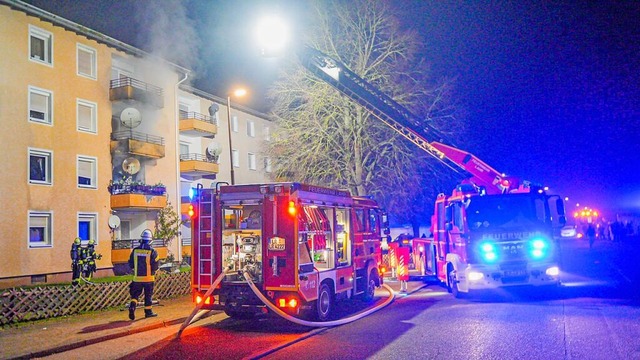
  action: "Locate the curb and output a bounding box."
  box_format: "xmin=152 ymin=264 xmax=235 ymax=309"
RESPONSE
xmin=8 ymin=317 xmax=187 ymax=360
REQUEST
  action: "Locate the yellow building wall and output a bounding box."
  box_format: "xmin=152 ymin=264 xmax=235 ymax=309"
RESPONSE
xmin=0 ymin=6 xmax=120 ymax=283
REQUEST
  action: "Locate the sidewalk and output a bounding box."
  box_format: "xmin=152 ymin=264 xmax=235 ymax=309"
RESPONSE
xmin=0 ymin=279 xmax=426 ymax=360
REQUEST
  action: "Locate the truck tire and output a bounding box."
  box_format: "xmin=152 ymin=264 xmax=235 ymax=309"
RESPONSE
xmin=315 ymin=282 xmax=333 ymax=321
xmin=447 ymin=265 xmax=461 ymax=298
xmin=361 ymin=268 xmax=378 ymax=302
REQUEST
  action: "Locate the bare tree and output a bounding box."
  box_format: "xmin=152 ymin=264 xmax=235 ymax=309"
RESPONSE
xmin=266 ymin=0 xmax=464 ymax=229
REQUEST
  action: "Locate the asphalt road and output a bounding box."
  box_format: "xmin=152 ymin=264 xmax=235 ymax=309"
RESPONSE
xmin=41 ymin=238 xmax=640 ymax=360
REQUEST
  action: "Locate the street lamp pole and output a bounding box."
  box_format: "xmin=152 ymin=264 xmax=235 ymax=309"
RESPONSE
xmin=226 ymin=95 xmax=235 ymax=185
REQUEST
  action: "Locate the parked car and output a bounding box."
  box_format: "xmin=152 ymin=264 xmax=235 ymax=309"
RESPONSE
xmin=560 ymin=225 xmax=579 ymax=239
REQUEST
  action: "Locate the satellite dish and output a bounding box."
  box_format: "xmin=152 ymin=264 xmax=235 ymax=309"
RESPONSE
xmin=120 ymin=107 xmax=142 ymax=128
xmin=122 ymin=157 xmax=141 ymax=174
xmin=108 ymin=215 xmax=121 ymax=229
xmin=206 ymin=143 xmax=221 ymax=161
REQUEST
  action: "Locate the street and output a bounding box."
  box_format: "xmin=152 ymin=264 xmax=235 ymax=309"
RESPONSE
xmin=40 ymin=238 xmax=640 ymax=360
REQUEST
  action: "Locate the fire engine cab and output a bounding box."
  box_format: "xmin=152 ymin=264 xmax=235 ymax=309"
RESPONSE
xmin=190 ymin=182 xmax=387 ymax=320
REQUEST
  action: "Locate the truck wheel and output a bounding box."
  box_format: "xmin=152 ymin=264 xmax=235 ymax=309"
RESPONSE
xmin=361 ymin=269 xmax=378 ymax=302
xmin=447 ymin=265 xmax=460 ymax=298
xmin=315 ymin=283 xmax=333 ymax=321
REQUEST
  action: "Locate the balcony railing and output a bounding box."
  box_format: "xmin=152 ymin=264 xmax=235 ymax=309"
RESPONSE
xmin=109 ymin=76 xmax=164 ymax=108
xmin=179 ymin=153 xmax=218 ymax=163
xmin=179 ymin=110 xmax=216 ymax=125
xmin=108 ymin=182 xmax=166 ymax=196
xmin=181 ymin=237 xmax=192 ymax=246
xmin=111 ymin=130 xmax=165 ymax=145
xmin=112 ymin=238 xmax=169 ymax=250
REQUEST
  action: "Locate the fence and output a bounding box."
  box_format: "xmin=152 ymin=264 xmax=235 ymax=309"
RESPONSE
xmin=0 ymin=272 xmax=190 ymax=326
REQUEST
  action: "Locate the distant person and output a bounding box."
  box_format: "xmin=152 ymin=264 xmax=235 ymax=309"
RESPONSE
xmin=128 ymin=229 xmax=159 ymax=320
xmin=586 ymin=224 xmax=596 ymax=249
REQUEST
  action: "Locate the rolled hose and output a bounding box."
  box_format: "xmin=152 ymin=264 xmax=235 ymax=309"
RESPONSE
xmin=242 ymin=270 xmax=395 ymax=327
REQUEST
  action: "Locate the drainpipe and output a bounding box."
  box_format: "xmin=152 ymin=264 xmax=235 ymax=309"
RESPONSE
xmin=175 ymin=71 xmax=189 ymax=263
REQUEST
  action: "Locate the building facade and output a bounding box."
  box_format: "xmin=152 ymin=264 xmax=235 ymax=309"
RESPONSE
xmin=0 ymin=0 xmax=273 ymax=288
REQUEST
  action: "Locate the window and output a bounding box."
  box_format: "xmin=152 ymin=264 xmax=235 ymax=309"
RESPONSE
xmin=77 ymin=99 xmax=97 ymax=133
xmin=77 ymin=155 xmax=97 ymax=188
xmin=179 ymin=143 xmax=189 ymax=157
xmin=264 ymin=157 xmax=272 ymax=173
xmin=29 ymin=211 xmax=52 ymax=248
xmin=29 ymin=148 xmax=52 ymax=185
xmin=232 ymin=149 xmax=239 ymax=168
xmin=29 ymin=25 xmax=53 ymax=65
xmin=369 ymin=210 xmax=379 ymax=233
xmin=78 ymin=213 xmax=98 ymax=243
xmin=248 ymin=152 xmax=256 ymax=170
xmin=247 ymin=120 xmax=255 ymax=137
xmin=29 ymin=86 xmax=53 ymax=125
xmin=264 ymin=126 xmax=271 ymax=141
xmin=77 ymin=43 xmax=97 ymax=79
xmin=118 ymin=220 xmax=131 ymax=240
xmin=231 ymin=115 xmax=238 ymax=132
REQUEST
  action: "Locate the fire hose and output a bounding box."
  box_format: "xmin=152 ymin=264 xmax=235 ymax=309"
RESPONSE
xmin=176 ymin=268 xmax=395 ymax=338
xmin=242 ymin=270 xmax=395 ymax=327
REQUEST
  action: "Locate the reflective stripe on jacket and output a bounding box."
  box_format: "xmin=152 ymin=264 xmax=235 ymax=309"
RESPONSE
xmin=128 ymin=245 xmax=159 ymax=282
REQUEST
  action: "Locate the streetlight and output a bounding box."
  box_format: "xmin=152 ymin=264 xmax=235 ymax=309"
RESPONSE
xmin=226 ymin=88 xmax=247 ymax=185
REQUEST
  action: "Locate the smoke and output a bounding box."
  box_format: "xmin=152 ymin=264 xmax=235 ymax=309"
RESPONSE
xmin=134 ymin=0 xmax=201 ymax=76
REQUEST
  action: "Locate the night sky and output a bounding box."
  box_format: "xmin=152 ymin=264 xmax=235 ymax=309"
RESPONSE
xmin=22 ymin=0 xmax=640 ymax=218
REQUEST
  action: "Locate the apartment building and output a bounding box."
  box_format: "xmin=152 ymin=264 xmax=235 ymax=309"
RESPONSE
xmin=0 ymin=0 xmax=273 ymax=287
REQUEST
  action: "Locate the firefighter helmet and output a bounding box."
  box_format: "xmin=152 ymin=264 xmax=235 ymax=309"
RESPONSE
xmin=74 ymin=237 xmax=81 ymax=245
xmin=88 ymin=239 xmax=95 ymax=245
xmin=140 ymin=229 xmax=153 ymax=244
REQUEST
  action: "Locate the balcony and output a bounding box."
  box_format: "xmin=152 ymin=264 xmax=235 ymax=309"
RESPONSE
xmin=109 ymin=182 xmax=167 ymax=211
xmin=179 ymin=153 xmax=219 ymax=180
xmin=111 ymin=238 xmax=169 ymax=270
xmin=111 ymin=130 xmax=165 ymax=159
xmin=179 ymin=110 xmax=217 ymax=138
xmin=110 ymin=77 xmax=164 ymax=108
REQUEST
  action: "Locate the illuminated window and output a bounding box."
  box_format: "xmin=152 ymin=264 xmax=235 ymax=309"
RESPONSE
xmin=29 ymin=86 xmax=53 ymax=125
xmin=231 ymin=115 xmax=238 ymax=132
xmin=232 ymin=149 xmax=239 ymax=168
xmin=29 ymin=148 xmax=53 ymax=185
xmin=77 ymin=43 xmax=97 ymax=79
xmin=77 ymin=99 xmax=97 ymax=133
xmin=247 ymin=121 xmax=255 ymax=137
xmin=77 ymin=155 xmax=97 ymax=188
xmin=248 ymin=152 xmax=256 ymax=170
xmin=29 ymin=25 xmax=53 ymax=65
xmin=29 ymin=211 xmax=52 ymax=248
xmin=264 ymin=126 xmax=271 ymax=141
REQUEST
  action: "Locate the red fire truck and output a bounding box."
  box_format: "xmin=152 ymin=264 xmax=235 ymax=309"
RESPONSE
xmin=290 ymin=46 xmax=567 ymax=297
xmin=190 ymin=182 xmax=387 ymax=320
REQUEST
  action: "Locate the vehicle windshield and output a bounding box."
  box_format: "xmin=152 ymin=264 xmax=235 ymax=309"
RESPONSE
xmin=466 ymin=194 xmax=547 ymax=229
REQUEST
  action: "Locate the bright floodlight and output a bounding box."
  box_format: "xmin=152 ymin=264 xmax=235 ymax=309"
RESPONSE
xmin=232 ymin=88 xmax=247 ymax=98
xmin=256 ymin=15 xmax=290 ymax=55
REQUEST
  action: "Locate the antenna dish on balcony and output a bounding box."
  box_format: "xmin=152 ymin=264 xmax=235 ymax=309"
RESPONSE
xmin=108 ymin=215 xmax=121 ymax=229
xmin=122 ymin=157 xmax=141 ymax=174
xmin=120 ymin=107 xmax=142 ymax=128
xmin=206 ymin=142 xmax=221 ymax=161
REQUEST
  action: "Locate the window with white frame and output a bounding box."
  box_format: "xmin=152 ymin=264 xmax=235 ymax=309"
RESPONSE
xmin=29 ymin=86 xmax=53 ymax=125
xmin=29 ymin=211 xmax=52 ymax=248
xmin=264 ymin=157 xmax=272 ymax=173
xmin=29 ymin=148 xmax=52 ymax=185
xmin=77 ymin=99 xmax=97 ymax=133
xmin=231 ymin=115 xmax=238 ymax=132
xmin=248 ymin=152 xmax=256 ymax=170
xmin=77 ymin=155 xmax=97 ymax=188
xmin=264 ymin=126 xmax=271 ymax=141
xmin=78 ymin=213 xmax=98 ymax=243
xmin=232 ymin=149 xmax=239 ymax=168
xmin=247 ymin=120 xmax=255 ymax=137
xmin=77 ymin=43 xmax=97 ymax=79
xmin=29 ymin=25 xmax=53 ymax=65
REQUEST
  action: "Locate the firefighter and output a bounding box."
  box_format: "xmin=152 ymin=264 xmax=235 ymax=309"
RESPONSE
xmin=83 ymin=239 xmax=102 ymax=278
xmin=70 ymin=237 xmax=82 ymax=286
xmin=128 ymin=229 xmax=159 ymax=320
